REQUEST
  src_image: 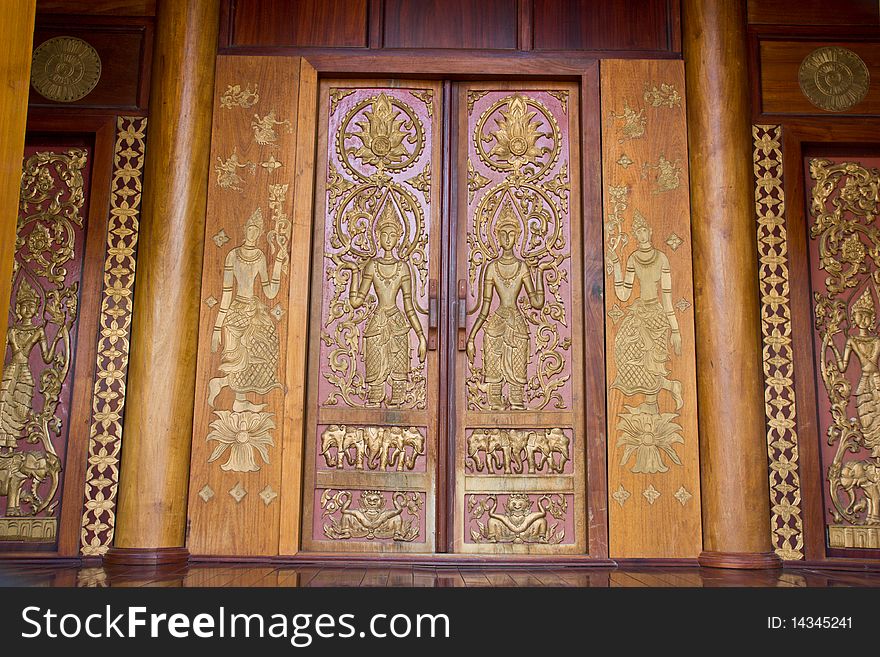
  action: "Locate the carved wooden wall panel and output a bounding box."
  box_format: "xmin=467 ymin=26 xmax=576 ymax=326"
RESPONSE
xmin=757 ymin=40 xmax=880 ymax=118
xmin=188 ymin=55 xmax=316 ymax=556
xmin=806 ymin=155 xmax=880 ymax=552
xmin=301 ymin=80 xmax=441 ymax=553
xmin=29 ymin=18 xmax=153 ymax=111
xmin=454 ymin=82 xmax=586 ymax=554
xmin=600 ymin=60 xmax=701 ymax=558
xmin=0 ymin=143 xmax=91 ymax=546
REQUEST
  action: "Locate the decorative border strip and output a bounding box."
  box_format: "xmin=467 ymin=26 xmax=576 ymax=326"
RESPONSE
xmin=753 ymin=124 xmax=804 ymax=560
xmin=80 ymin=116 xmax=146 ymax=556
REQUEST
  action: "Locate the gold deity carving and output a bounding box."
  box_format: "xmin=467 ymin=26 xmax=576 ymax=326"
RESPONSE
xmin=468 ymin=493 xmax=567 ymax=544
xmin=466 ymin=93 xmax=570 ymax=412
xmin=349 ymin=203 xmax=426 ymax=407
xmin=322 ymin=90 xmax=430 ymax=409
xmin=467 ymin=202 xmax=551 ymax=411
xmin=608 ymin=211 xmax=682 ymax=415
xmin=208 ymin=207 xmax=286 ymax=412
xmin=321 ymin=489 xmax=422 ymax=541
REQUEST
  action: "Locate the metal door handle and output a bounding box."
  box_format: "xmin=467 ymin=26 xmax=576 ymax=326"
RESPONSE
xmin=427 ymin=279 xmax=438 ymax=350
xmin=457 ymin=279 xmax=467 ymax=350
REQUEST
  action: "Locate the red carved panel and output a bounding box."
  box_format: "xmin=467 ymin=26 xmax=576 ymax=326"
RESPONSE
xmin=0 ymin=143 xmax=92 ymax=546
xmin=807 ymin=155 xmax=880 ymax=551
xmin=230 ymin=0 xmax=368 ymax=48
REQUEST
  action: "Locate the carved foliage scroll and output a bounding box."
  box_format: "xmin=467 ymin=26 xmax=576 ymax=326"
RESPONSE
xmin=753 ymin=125 xmax=804 ymax=561
xmin=1 ymin=146 xmax=90 ymax=543
xmin=601 ymin=60 xmax=701 ymax=558
xmin=79 ymin=117 xmax=146 ymax=556
xmin=808 ymin=157 xmax=880 ymax=549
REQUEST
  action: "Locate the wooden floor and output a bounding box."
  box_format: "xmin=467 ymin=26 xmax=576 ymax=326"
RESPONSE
xmin=2 ymin=563 xmax=880 ymax=587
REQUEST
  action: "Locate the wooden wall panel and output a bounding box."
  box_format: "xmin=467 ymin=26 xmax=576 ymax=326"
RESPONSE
xmin=533 ymin=0 xmax=674 ymax=52
xmin=187 ymin=55 xmax=309 ymax=556
xmin=29 ymin=20 xmax=152 ymax=111
xmin=231 ymin=0 xmax=368 ymax=48
xmin=748 ymin=0 xmax=879 ymax=26
xmin=37 ymin=0 xmax=155 ymax=15
xmin=383 ymin=0 xmax=516 ymax=50
xmin=758 ymin=40 xmax=880 ymax=118
xmin=601 ymin=60 xmax=701 ymax=558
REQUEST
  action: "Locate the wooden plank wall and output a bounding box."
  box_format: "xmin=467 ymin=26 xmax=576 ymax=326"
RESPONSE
xmin=600 ymin=60 xmax=702 ymax=558
xmin=187 ymin=55 xmax=316 ymax=557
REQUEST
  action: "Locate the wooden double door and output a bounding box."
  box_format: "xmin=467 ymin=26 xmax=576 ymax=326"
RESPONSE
xmin=302 ymin=79 xmax=587 ymax=555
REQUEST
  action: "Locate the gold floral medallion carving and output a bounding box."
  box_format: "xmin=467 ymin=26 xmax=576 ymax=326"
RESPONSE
xmin=809 ymin=158 xmax=880 ymax=542
xmin=468 ymin=493 xmax=567 ymax=544
xmin=321 ymin=91 xmax=430 ymax=409
xmin=80 ymin=117 xmax=145 ymax=556
xmin=466 ymin=93 xmax=571 ymax=412
xmin=321 ymin=489 xmax=423 ymax=541
xmin=753 ymin=125 xmax=804 ymax=560
xmin=799 ymin=47 xmax=870 ymax=112
xmin=31 ymin=36 xmax=101 ymax=103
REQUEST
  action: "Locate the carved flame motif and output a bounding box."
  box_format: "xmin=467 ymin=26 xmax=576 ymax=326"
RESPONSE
xmin=348 ymin=93 xmax=413 ymax=171
xmin=809 ymin=159 xmax=880 ymax=539
xmin=486 ymin=95 xmax=548 ymax=171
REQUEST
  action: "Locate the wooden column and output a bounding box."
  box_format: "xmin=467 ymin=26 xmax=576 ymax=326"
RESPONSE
xmin=105 ymin=0 xmax=220 ymax=567
xmin=683 ymin=0 xmax=781 ymax=569
xmin=0 ymin=1 xmax=36 ymax=382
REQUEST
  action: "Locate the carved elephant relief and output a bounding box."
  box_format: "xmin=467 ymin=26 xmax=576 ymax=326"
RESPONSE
xmin=466 ymin=428 xmax=571 ymax=474
xmin=835 ymin=457 xmax=880 ymax=524
xmin=319 ymin=425 xmax=425 ymax=472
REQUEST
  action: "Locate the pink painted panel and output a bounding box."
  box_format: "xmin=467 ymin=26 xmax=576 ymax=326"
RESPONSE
xmin=315 ymin=423 xmax=427 ymax=473
xmin=318 ymin=87 xmax=434 ymax=410
xmin=464 ymin=427 xmax=574 ymax=475
xmin=312 ymin=488 xmax=427 ymax=544
xmin=464 ymin=90 xmax=573 ymax=411
xmin=464 ymin=492 xmax=575 ymax=544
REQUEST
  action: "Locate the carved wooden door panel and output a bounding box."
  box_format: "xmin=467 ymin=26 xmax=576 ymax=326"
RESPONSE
xmin=301 ymin=80 xmax=442 ymax=553
xmin=453 ymin=83 xmax=587 ymax=554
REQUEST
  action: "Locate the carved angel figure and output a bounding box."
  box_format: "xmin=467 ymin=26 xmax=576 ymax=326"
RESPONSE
xmin=208 ymin=208 xmax=286 ymax=412
xmin=348 ymin=203 xmax=426 ymax=407
xmin=831 ymin=288 xmax=880 ymax=457
xmin=608 ymin=212 xmax=682 ymax=414
xmin=0 ymin=281 xmax=67 ymax=449
xmin=467 ymin=201 xmax=550 ymax=410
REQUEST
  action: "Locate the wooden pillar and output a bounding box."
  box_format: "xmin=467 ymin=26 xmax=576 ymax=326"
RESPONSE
xmin=105 ymin=0 xmax=220 ymax=567
xmin=0 ymin=1 xmax=36 ymax=382
xmin=683 ymin=0 xmax=781 ymax=568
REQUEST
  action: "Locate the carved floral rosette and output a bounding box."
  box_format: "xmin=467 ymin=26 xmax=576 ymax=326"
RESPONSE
xmin=465 ymin=492 xmax=573 ymax=544
xmin=316 ymin=488 xmax=425 ymax=542
xmin=316 ymin=424 xmax=427 ymax=473
xmin=465 ymin=91 xmax=573 ymax=411
xmin=318 ymin=88 xmax=433 ymax=410
xmin=1 ymin=146 xmax=90 ymax=542
xmin=808 ymin=157 xmax=880 ymax=545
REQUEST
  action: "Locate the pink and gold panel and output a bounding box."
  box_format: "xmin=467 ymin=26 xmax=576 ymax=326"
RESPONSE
xmin=454 ymin=82 xmax=586 ymax=555
xmin=314 ymin=488 xmax=426 ymax=544
xmin=302 ymin=80 xmax=442 ymax=554
xmin=464 ymin=493 xmax=575 ymax=545
xmin=807 ymin=155 xmax=880 ymax=551
xmin=1 ymin=143 xmax=92 ymax=546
